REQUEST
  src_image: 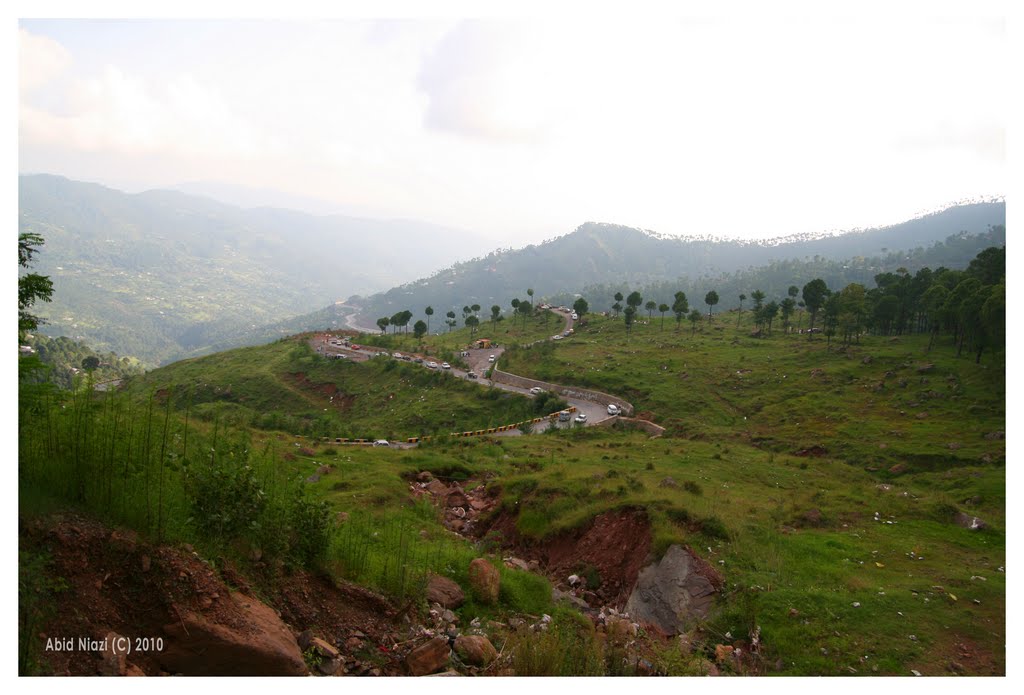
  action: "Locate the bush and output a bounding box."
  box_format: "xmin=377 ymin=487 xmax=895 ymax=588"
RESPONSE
xmin=185 ymin=456 xmax=266 ymax=541
xmin=683 ymin=480 xmax=703 ymax=496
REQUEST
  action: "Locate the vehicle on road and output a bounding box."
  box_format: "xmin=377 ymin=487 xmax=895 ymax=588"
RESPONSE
xmin=552 ymin=335 xmax=563 ymax=340
xmin=441 ymin=362 xmax=451 ymax=370
xmin=373 ymin=440 xmax=390 ymax=447
xmin=558 ymin=410 xmax=571 ymax=422
xmin=414 ymin=357 xmax=424 ymax=364
xmin=529 ymin=387 xmax=545 ymax=395
xmin=575 ymin=413 xmax=588 ymax=423
xmin=607 ymin=404 xmax=621 ymax=416
xmin=392 ymin=352 xmax=403 ymax=358
xmin=571 ymin=313 xmax=578 ymax=320
xmin=427 ymin=361 xmax=438 ymax=369
xmin=488 ymin=355 xmax=496 ymax=362
xmin=351 ymin=344 xmax=360 ymax=350
xmin=467 ymin=371 xmax=478 ymax=379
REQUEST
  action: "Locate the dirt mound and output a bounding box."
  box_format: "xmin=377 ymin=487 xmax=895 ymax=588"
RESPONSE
xmin=287 ymin=372 xmax=355 ymax=410
xmin=477 ymin=507 xmax=652 ymax=608
xmin=21 ymin=513 xmax=402 ymax=676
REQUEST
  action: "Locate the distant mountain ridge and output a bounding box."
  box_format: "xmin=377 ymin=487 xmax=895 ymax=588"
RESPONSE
xmin=345 ymin=202 xmax=1005 ymax=325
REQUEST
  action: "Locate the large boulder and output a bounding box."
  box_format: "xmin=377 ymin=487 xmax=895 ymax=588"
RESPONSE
xmin=468 ymin=558 xmax=500 ymax=604
xmin=159 ymin=592 xmax=307 ymax=675
xmin=426 ymin=574 xmax=465 ymax=608
xmin=454 ymin=635 xmax=497 ymax=666
xmin=406 ymin=637 xmax=451 ymax=676
xmin=624 ymin=545 xmax=719 ymax=636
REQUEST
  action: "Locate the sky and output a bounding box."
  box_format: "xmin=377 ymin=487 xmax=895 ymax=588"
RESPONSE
xmin=16 ymin=6 xmax=1008 ymax=246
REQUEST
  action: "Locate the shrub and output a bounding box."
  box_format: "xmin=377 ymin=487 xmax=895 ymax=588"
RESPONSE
xmin=683 ymin=480 xmax=703 ymax=496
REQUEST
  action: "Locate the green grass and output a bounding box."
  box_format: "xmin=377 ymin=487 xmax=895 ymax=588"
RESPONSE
xmin=128 ymin=338 xmax=547 ymax=440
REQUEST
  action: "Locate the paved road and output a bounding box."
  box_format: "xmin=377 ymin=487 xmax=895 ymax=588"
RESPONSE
xmin=309 ymin=306 xmax=612 ymax=441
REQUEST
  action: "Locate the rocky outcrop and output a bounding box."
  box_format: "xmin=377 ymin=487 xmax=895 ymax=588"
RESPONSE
xmin=624 ymin=545 xmax=720 ymax=635
xmin=159 ymin=592 xmax=307 ymax=676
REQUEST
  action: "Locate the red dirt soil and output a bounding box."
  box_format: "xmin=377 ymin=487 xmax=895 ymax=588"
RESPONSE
xmin=476 ymin=507 xmax=653 ymax=607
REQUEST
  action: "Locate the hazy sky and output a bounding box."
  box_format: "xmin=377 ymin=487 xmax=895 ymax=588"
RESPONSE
xmin=18 ymin=11 xmax=1006 ymax=245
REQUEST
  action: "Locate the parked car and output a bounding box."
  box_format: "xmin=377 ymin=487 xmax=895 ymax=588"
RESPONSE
xmin=529 ymin=386 xmax=545 ymax=395
xmin=373 ymin=440 xmax=390 ymax=447
xmin=607 ymin=404 xmax=621 ymax=416
xmin=488 ymin=355 xmax=496 ymax=362
xmin=575 ymin=413 xmax=588 ymax=423
xmin=552 ymin=335 xmax=563 ymax=340
xmin=414 ymin=357 xmax=424 ymax=364
xmin=427 ymin=361 xmax=438 ymax=369
xmin=558 ymin=410 xmax=571 ymax=422
xmin=392 ymin=352 xmax=403 ymax=358
xmin=441 ymin=362 xmax=451 ymax=370
xmin=571 ymin=313 xmax=578 ymax=320
xmin=467 ymin=371 xmax=478 ymax=379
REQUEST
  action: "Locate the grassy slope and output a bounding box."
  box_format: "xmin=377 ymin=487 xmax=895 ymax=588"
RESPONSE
xmin=131 ymin=337 xmax=544 ymax=440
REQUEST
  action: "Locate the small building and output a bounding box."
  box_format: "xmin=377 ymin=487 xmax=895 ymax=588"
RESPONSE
xmin=475 ymin=338 xmax=492 ymax=349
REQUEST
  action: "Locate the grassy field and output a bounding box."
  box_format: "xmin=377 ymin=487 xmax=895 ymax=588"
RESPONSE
xmin=271 ymin=422 xmax=1004 ymax=675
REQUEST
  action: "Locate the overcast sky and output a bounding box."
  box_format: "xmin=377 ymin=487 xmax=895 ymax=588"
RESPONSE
xmin=18 ymin=12 xmax=1006 ymax=245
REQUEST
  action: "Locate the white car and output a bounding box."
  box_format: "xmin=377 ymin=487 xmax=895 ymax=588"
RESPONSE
xmin=373 ymin=439 xmax=390 ymax=447
xmin=441 ymin=362 xmax=451 ymax=370
xmin=607 ymin=404 xmax=621 ymax=416
xmin=427 ymin=361 xmax=438 ymax=369
xmin=571 ymin=313 xmax=578 ymax=320
xmin=574 ymin=413 xmax=588 ymax=423
xmin=552 ymin=335 xmax=563 ymax=340
xmin=529 ymin=387 xmax=545 ymax=395
xmin=392 ymin=352 xmax=403 ymax=358
xmin=488 ymin=355 xmax=496 ymax=362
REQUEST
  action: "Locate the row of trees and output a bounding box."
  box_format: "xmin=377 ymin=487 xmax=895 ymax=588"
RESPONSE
xmin=577 ymin=246 xmax=1004 ymax=362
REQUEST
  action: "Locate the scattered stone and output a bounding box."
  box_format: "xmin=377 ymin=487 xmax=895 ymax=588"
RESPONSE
xmin=310 ymin=637 xmax=339 ymax=661
xmin=504 ymin=557 xmax=530 ymax=572
xmin=552 ymin=587 xmax=589 ymax=610
xmin=318 ymin=657 xmax=341 ymax=675
xmin=297 ymin=629 xmax=314 ymax=651
xmin=468 ymin=559 xmax=500 ymax=604
xmin=426 ymin=575 xmax=465 ymax=608
xmin=659 ymin=477 xmax=679 ymax=488
xmin=454 ymin=635 xmax=498 ymax=667
xmin=344 ymin=636 xmax=363 ymax=651
xmin=405 ymin=637 xmax=450 ymax=676
xmin=446 ymin=489 xmax=470 ymax=509
xmin=425 ymin=479 xmax=448 ymax=496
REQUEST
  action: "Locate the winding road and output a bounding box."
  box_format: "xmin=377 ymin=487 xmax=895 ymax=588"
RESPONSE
xmin=310 ymin=307 xmax=617 ymax=442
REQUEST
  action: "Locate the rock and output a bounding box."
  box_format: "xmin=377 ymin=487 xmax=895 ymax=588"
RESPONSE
xmin=605 ymin=616 xmax=636 ymax=640
xmin=448 ymin=519 xmax=465 ymax=532
xmin=109 ymin=528 xmax=138 ymax=553
xmin=405 ymin=637 xmax=450 ymax=676
xmin=440 ymin=608 xmax=458 ymax=624
xmin=700 ymin=659 xmax=720 ymax=676
xmin=470 ymin=498 xmax=489 ymax=511
xmin=305 ymin=474 xmax=320 ymax=484
xmin=984 ymin=430 xmax=1004 ymax=440
xmin=98 ymin=631 xmax=127 ymax=675
xmin=297 ymin=629 xmax=314 ymax=650
xmin=505 ymin=557 xmax=530 ymax=572
xmin=659 ymin=477 xmax=679 ymax=488
xmin=426 ymin=575 xmax=465 ymax=608
xmin=468 ymin=558 xmax=500 ymax=604
xmin=310 ymin=637 xmax=339 ymax=661
xmin=159 ymin=592 xmax=308 ymax=676
xmin=954 ymin=512 xmax=987 ymax=531
xmin=318 ymin=657 xmax=341 ymax=675
xmin=446 ymin=489 xmax=470 ymax=509
xmin=715 ymin=644 xmax=734 ymax=663
xmin=316 ymin=465 xmax=331 ymax=476
xmin=124 ymin=663 xmax=146 ymax=676
xmin=552 ymin=587 xmax=588 ymax=610
xmin=417 ymin=471 xmax=434 ymax=482
xmin=623 ymin=545 xmax=718 ymax=635
xmin=454 ymin=635 xmax=498 ymax=667
xmin=344 ymin=636 xmax=363 ymax=651
xmin=425 ymin=480 xmax=449 ymax=496
xmin=888 ymin=463 xmax=908 ymax=474
xmin=426 ymin=669 xmax=463 ymax=676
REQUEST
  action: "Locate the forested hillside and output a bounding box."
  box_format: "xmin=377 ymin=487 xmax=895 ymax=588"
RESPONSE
xmin=18 ymin=174 xmax=486 ymax=366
